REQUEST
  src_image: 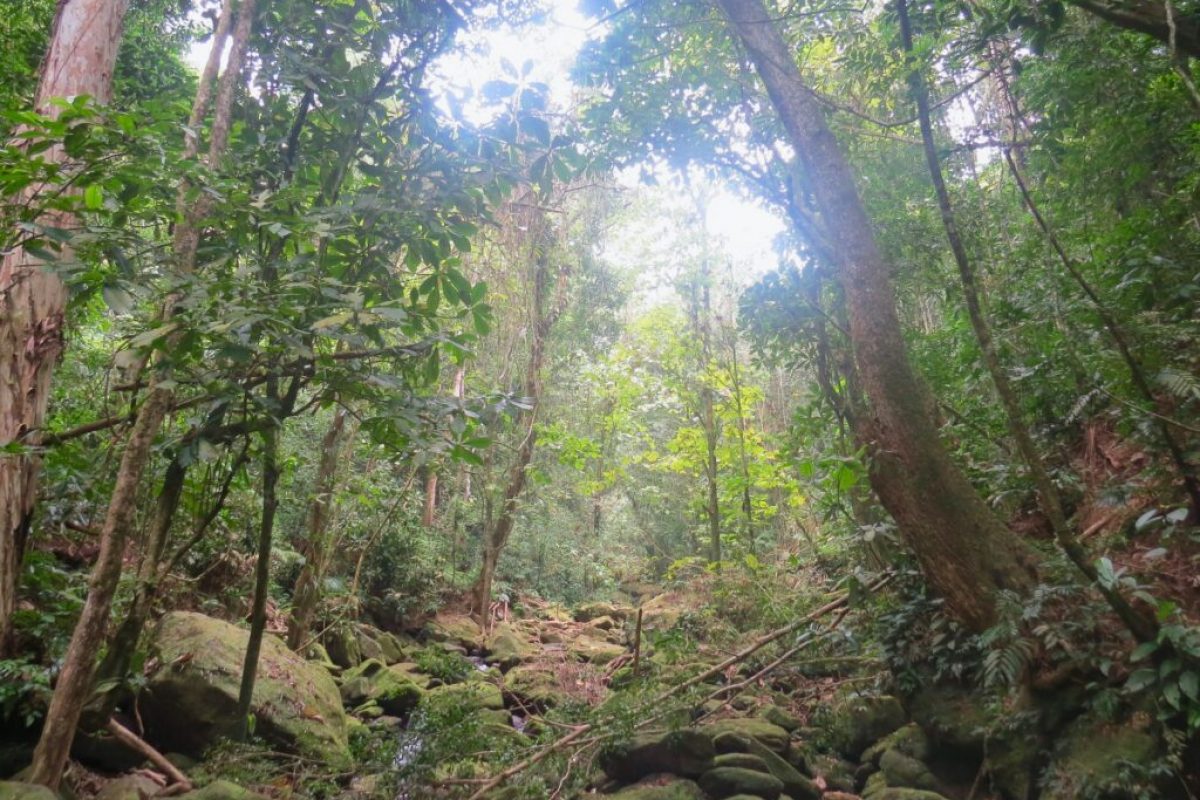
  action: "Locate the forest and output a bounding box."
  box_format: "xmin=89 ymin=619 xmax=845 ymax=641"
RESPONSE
xmin=1 ymin=0 xmax=1199 ymax=798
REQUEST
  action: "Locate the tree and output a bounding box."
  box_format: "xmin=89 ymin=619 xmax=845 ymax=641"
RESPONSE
xmin=0 ymin=0 xmax=131 ymax=660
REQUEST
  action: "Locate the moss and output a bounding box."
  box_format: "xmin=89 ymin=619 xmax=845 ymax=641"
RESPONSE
xmin=703 ymin=718 xmax=790 ymax=753
xmin=0 ymin=783 xmax=59 ymax=800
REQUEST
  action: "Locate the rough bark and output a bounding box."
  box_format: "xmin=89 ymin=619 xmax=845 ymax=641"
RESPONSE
xmin=422 ymin=469 xmax=439 ymax=527
xmin=716 ymin=0 xmax=1038 ymax=631
xmin=0 ymin=0 xmax=132 ymax=659
xmin=287 ymin=406 xmax=352 ymax=650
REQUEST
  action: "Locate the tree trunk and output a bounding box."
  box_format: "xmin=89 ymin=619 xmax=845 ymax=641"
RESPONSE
xmin=422 ymin=469 xmax=439 ymax=527
xmin=287 ymin=406 xmax=352 ymax=650
xmin=897 ymin=0 xmax=1158 ymax=642
xmin=716 ymin=0 xmax=1038 ymax=631
xmin=0 ymin=0 xmax=131 ymax=660
xmin=1067 ymin=0 xmax=1200 ymax=59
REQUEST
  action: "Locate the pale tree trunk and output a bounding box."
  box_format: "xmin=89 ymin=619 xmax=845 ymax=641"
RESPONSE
xmin=474 ymin=236 xmax=568 ymax=626
xmin=29 ymin=0 xmax=252 ymax=785
xmin=0 ymin=0 xmax=131 ymax=660
xmin=896 ymin=0 xmax=1157 ymax=642
xmin=716 ymin=0 xmax=1038 ymax=631
xmin=422 ymin=469 xmax=439 ymax=527
xmin=287 ymin=406 xmax=353 ymax=650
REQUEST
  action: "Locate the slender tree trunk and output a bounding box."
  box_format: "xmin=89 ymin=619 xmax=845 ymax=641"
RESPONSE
xmin=726 ymin=329 xmax=756 ymax=554
xmin=287 ymin=406 xmax=352 ymax=650
xmin=238 ymin=411 xmax=280 ymax=737
xmin=0 ymin=0 xmax=132 ymax=660
xmin=422 ymin=469 xmax=439 ymax=527
xmin=897 ymin=0 xmax=1158 ymax=642
xmin=28 ymin=2 xmax=252 ymax=784
xmin=716 ymin=0 xmax=1038 ymax=631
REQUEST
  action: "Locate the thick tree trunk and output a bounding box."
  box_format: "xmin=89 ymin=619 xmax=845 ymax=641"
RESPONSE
xmin=287 ymin=406 xmax=352 ymax=650
xmin=0 ymin=0 xmax=131 ymax=660
xmin=1068 ymin=0 xmax=1200 ymax=58
xmin=716 ymin=0 xmax=1038 ymax=631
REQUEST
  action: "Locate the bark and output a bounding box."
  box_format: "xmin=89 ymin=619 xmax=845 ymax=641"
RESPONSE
xmin=422 ymin=469 xmax=439 ymax=527
xmin=287 ymin=406 xmax=352 ymax=650
xmin=716 ymin=0 xmax=1038 ymax=631
xmin=897 ymin=0 xmax=1157 ymax=642
xmin=28 ymin=0 xmax=254 ymax=785
xmin=0 ymin=0 xmax=132 ymax=659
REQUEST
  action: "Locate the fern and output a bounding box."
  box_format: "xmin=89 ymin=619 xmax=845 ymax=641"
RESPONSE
xmin=1158 ymin=368 xmax=1200 ymax=401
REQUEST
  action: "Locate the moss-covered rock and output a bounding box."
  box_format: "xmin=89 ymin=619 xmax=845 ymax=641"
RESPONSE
xmin=503 ymin=665 xmax=568 ymax=710
xmin=828 ymin=695 xmax=906 ymax=758
xmin=865 ymin=790 xmax=952 ymax=800
xmin=425 ymin=681 xmax=504 ymax=711
xmin=1039 ymin=713 xmax=1162 ymax=800
xmin=713 ymin=752 xmax=770 ymax=771
xmin=568 ymin=634 xmax=626 ymax=665
xmin=374 ymin=631 xmax=410 ymax=664
xmin=485 ymin=623 xmax=537 ymax=670
xmin=862 ymin=723 xmax=930 ymax=767
xmin=704 ymin=718 xmax=790 ymax=753
xmin=763 ymin=705 xmax=802 ymax=732
xmin=698 ymin=766 xmax=784 ymax=799
xmin=574 ymin=602 xmax=630 ymax=623
xmin=879 ymin=749 xmax=939 ymax=792
xmin=176 ymin=780 xmax=268 ymax=800
xmin=425 ymin=614 xmax=481 ymax=650
xmin=338 ymin=659 xmax=425 ymax=715
xmin=908 ymin=685 xmax=988 ymax=756
xmin=718 ymin=734 xmax=819 ymax=800
xmin=140 ymin=612 xmax=351 ymax=768
xmin=601 ymin=729 xmax=716 ymax=782
xmin=807 ymin=752 xmax=857 ymax=793
xmin=0 ymin=783 xmax=59 ymax=800
xmin=96 ymin=775 xmax=162 ymax=800
xmin=323 ymin=625 xmax=362 ymax=669
xmin=604 ymin=775 xmax=703 ymax=799
xmin=639 ymin=594 xmax=685 ymax=631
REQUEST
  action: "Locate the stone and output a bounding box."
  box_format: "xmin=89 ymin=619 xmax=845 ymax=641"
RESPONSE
xmin=568 ymin=634 xmax=626 ymax=665
xmin=374 ymin=631 xmax=409 ymax=664
xmin=303 ymin=642 xmax=337 ymax=670
xmin=879 ymin=749 xmax=939 ymax=792
xmin=425 ymin=681 xmax=504 ymax=711
xmin=704 ymin=718 xmax=790 ymax=753
xmin=600 ymin=729 xmax=716 ymax=782
xmin=485 ymin=623 xmax=537 ymax=670
xmin=323 ymin=626 xmax=362 ymax=669
xmin=139 ymin=612 xmax=351 ymax=768
xmin=354 ymin=626 xmax=385 ymax=663
xmin=176 ymin=781 xmax=268 ymax=800
xmin=808 ymin=753 xmax=857 ymax=793
xmin=0 ymin=783 xmax=59 ymax=800
xmin=639 ymin=594 xmax=686 ymax=630
xmin=574 ymin=602 xmax=629 ymax=623
xmin=908 ymin=685 xmax=988 ymax=756
xmin=763 ymin=705 xmax=802 ymax=732
xmin=713 ymin=753 xmax=770 ymax=771
xmin=588 ymin=615 xmax=619 ymax=631
xmin=96 ymin=775 xmax=162 ymax=800
xmin=503 ymin=665 xmax=567 ymax=710
xmin=698 ymin=766 xmax=784 ymax=799
xmin=425 ymin=614 xmax=481 ymax=650
xmin=1039 ymin=713 xmax=1161 ymax=800
xmin=338 ymin=659 xmax=424 ymax=715
xmin=829 ymin=695 xmax=905 ymax=759
xmin=741 ymin=736 xmax=819 ymax=800
xmin=604 ymin=775 xmax=703 ymax=799
xmin=865 ymin=791 xmax=950 ymax=800
xmin=862 ymin=723 xmax=929 ymax=767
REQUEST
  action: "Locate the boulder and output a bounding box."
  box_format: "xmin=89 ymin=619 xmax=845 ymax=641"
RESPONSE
xmin=176 ymin=781 xmax=268 ymax=800
xmin=338 ymin=659 xmax=424 ymax=715
xmin=0 ymin=784 xmax=58 ymax=800
xmin=588 ymin=615 xmax=619 ymax=631
xmin=828 ymin=695 xmax=905 ymax=759
xmin=503 ymin=666 xmax=567 ymax=710
xmin=716 ymin=734 xmax=818 ymax=800
xmin=353 ymin=626 xmax=385 ymax=663
xmin=568 ymin=634 xmax=626 ymax=665
xmin=807 ymin=753 xmax=857 ymax=793
xmin=323 ymin=626 xmax=362 ymax=669
xmin=374 ymin=631 xmax=409 ymax=664
xmin=140 ymin=612 xmax=351 ymax=768
xmin=425 ymin=614 xmax=481 ymax=650
xmin=861 ymin=724 xmax=929 ymax=767
xmin=713 ymin=753 xmax=770 ymax=771
xmin=485 ymin=623 xmax=536 ymax=670
xmin=600 ymin=729 xmax=716 ymax=782
xmin=639 ymin=595 xmax=685 ymax=631
xmin=425 ymin=681 xmax=504 ymax=711
xmin=1038 ymin=713 xmax=1161 ymax=800
xmin=908 ymin=685 xmax=988 ymax=756
xmin=605 ymin=775 xmax=703 ymax=799
xmin=879 ymin=749 xmax=939 ymax=793
xmin=574 ymin=602 xmax=629 ymax=623
xmin=704 ymin=718 xmax=790 ymax=753
xmin=763 ymin=705 xmax=802 ymax=732
xmin=865 ymin=791 xmax=951 ymax=800
xmin=698 ymin=766 xmax=784 ymax=799
xmin=96 ymin=775 xmax=162 ymax=800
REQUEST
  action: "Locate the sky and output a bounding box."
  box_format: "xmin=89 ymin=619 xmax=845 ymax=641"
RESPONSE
xmin=186 ymin=0 xmax=786 ymax=291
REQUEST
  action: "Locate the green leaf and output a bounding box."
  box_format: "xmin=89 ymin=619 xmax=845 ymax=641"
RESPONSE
xmin=102 ymin=285 xmax=134 ymax=315
xmin=83 ymin=184 xmax=103 ymax=210
xmin=1125 ymin=668 xmax=1158 ymax=693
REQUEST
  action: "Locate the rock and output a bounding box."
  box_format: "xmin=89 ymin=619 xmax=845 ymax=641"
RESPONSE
xmin=0 ymin=783 xmax=59 ymax=800
xmin=425 ymin=681 xmax=504 ymax=711
xmin=96 ymin=775 xmax=162 ymax=800
xmin=639 ymin=594 xmax=685 ymax=631
xmin=302 ymin=642 xmax=337 ymax=671
xmin=389 ymin=661 xmax=433 ymax=689
xmin=600 ymin=729 xmax=716 ymax=782
xmin=741 ymin=736 xmax=819 ymax=800
xmin=374 ymin=631 xmax=409 ymax=664
xmin=861 ymin=724 xmax=929 ymax=767
xmin=823 ymin=794 xmax=864 ymax=800
xmin=574 ymin=602 xmax=629 ymax=623
xmin=763 ymin=705 xmax=802 ymax=732
xmin=354 ymin=626 xmax=385 ymax=663
xmin=808 ymin=753 xmax=857 ymax=793
xmin=425 ymin=614 xmax=481 ymax=650
xmin=338 ymin=659 xmax=424 ymax=715
xmin=878 ymin=749 xmax=939 ymax=792
xmin=713 ymin=752 xmax=770 ymax=771
xmin=698 ymin=766 xmax=784 ymax=799
xmin=704 ymin=718 xmax=790 ymax=753
xmin=588 ymin=615 xmax=619 ymax=631
xmin=176 ymin=781 xmax=268 ymax=800
xmin=712 ymin=731 xmax=751 ymax=754
xmin=71 ymin=728 xmax=145 ymax=772
xmin=829 ymin=695 xmax=905 ymax=759
xmin=504 ymin=666 xmax=567 ymax=710
xmin=908 ymin=685 xmax=987 ymax=756
xmin=485 ymin=623 xmax=536 ymax=670
xmin=864 ymin=791 xmax=950 ymax=800
xmin=604 ymin=775 xmax=703 ymax=799
xmin=140 ymin=612 xmax=351 ymax=768
xmin=323 ymin=626 xmax=362 ymax=669
xmin=568 ymin=634 xmax=626 ymax=665
xmin=1039 ymin=713 xmax=1161 ymax=800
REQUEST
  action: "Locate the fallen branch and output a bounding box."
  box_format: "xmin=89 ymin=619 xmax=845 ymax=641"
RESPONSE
xmin=105 ymin=717 xmax=193 ymax=792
